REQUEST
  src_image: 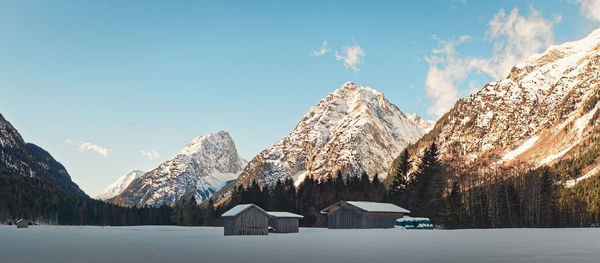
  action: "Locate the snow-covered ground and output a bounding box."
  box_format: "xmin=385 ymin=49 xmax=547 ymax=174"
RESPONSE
xmin=1 ymin=226 xmax=599 ymax=263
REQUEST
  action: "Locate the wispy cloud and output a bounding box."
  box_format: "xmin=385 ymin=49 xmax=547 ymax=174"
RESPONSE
xmin=66 ymin=140 xmax=111 ymax=158
xmin=311 ymin=41 xmax=331 ymax=56
xmin=574 ymin=0 xmax=600 ymax=23
xmin=425 ymin=7 xmax=558 ymax=118
xmin=140 ymin=149 xmax=160 ymax=160
xmin=335 ymin=44 xmax=366 ymax=72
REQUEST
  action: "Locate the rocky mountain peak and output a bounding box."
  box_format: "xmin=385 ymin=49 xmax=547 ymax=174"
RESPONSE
xmin=110 ymin=131 xmax=247 ymax=207
xmin=217 ymin=82 xmax=430 ymax=200
xmin=0 ymin=113 xmax=85 ymax=196
xmin=408 ymin=28 xmax=600 ymax=184
xmin=0 ymin=113 xmax=25 ymax=148
xmin=95 ymin=169 xmax=145 ymax=200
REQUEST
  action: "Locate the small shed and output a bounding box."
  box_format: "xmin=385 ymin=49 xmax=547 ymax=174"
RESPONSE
xmin=16 ymin=219 xmax=29 ymax=228
xmin=221 ymin=204 xmax=269 ymax=236
xmin=321 ymin=201 xmax=409 ymax=229
xmin=267 ymin=212 xmax=303 ymax=233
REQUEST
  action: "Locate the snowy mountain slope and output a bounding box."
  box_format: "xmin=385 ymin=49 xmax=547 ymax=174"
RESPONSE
xmin=95 ymin=170 xmax=145 ymax=200
xmin=216 ymin=82 xmax=431 ymax=201
xmin=407 ymin=28 xmax=600 ymax=184
xmin=110 ymin=131 xmax=247 ymax=207
xmin=0 ymin=113 xmax=85 ymax=196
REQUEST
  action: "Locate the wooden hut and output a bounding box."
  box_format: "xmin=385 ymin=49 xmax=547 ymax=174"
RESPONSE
xmin=221 ymin=204 xmax=269 ymax=236
xmin=267 ymin=212 xmax=303 ymax=233
xmin=16 ymin=219 xmax=29 ymax=228
xmin=320 ymin=201 xmax=409 ymax=229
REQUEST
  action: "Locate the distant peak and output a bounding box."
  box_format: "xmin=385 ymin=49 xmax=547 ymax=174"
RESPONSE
xmin=180 ymin=130 xmax=235 ymax=156
xmin=332 ymin=82 xmax=383 ymax=98
xmin=341 ymin=81 xmax=357 ymax=88
xmin=126 ymin=169 xmax=144 ymax=176
xmin=525 ymin=27 xmax=600 ymax=66
xmin=188 ymin=130 xmax=231 ymax=144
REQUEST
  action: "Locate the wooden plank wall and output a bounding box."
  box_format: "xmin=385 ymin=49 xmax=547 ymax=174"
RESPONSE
xmin=269 ymin=217 xmax=299 ymax=233
xmin=327 ymin=204 xmax=404 ymax=229
xmin=328 ymin=206 xmax=364 ymax=229
xmin=224 ymin=207 xmax=268 ymax=235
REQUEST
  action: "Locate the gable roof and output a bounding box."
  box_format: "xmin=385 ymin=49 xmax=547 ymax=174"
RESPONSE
xmin=266 ymin=211 xmax=304 ymax=218
xmin=221 ymin=204 xmax=267 ymax=217
xmin=320 ymin=201 xmax=410 ymax=214
xmin=16 ymin=219 xmax=29 ymax=223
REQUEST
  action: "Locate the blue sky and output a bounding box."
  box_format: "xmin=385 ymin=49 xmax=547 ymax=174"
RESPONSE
xmin=1 ymin=0 xmax=599 ymax=196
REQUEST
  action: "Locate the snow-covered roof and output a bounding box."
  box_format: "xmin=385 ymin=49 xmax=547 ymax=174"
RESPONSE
xmin=221 ymin=204 xmax=267 ymax=217
xmin=321 ymin=201 xmax=410 ymax=214
xmin=347 ymin=201 xmax=410 ymax=213
xmin=16 ymin=219 xmax=29 ymax=223
xmin=266 ymin=212 xmax=304 ymax=218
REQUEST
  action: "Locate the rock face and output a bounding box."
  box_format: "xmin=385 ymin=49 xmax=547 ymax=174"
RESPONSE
xmin=226 ymin=82 xmax=431 ymax=195
xmin=408 ymin=28 xmax=600 ymax=181
xmin=111 ymin=131 xmax=247 ymax=207
xmin=95 ymin=170 xmax=145 ymax=200
xmin=0 ymin=113 xmax=85 ymax=196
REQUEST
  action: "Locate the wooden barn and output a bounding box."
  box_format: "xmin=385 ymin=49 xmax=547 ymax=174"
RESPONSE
xmin=267 ymin=212 xmax=303 ymax=233
xmin=221 ymin=204 xmax=269 ymax=236
xmin=16 ymin=219 xmax=29 ymax=228
xmin=320 ymin=201 xmax=409 ymax=229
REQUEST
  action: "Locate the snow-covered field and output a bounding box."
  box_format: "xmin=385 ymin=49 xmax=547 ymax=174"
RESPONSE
xmin=1 ymin=226 xmax=599 ymax=263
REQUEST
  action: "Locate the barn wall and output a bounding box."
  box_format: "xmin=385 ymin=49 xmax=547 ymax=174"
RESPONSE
xmin=224 ymin=207 xmax=268 ymax=236
xmin=223 ymin=217 xmax=235 ymax=235
xmin=327 ymin=206 xmax=365 ymax=229
xmin=269 ymin=217 xmax=299 ymax=233
xmin=363 ymin=212 xmax=404 ymax=228
xmin=326 ymin=203 xmax=405 ymax=229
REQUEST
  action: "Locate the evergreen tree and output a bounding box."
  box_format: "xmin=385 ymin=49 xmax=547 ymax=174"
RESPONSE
xmin=445 ymin=181 xmax=462 ymax=229
xmin=387 ymin=149 xmax=411 ymax=205
xmin=409 ymin=142 xmax=446 ymax=223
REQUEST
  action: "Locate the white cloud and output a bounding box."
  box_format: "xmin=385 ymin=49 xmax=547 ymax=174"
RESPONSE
xmin=425 ymin=8 xmax=558 ymax=118
xmin=66 ymin=140 xmax=111 ymax=158
xmin=311 ymin=41 xmax=331 ymax=56
xmin=140 ymin=149 xmax=160 ymax=160
xmin=574 ymin=0 xmax=600 ymax=23
xmin=335 ymin=44 xmax=366 ymax=72
xmin=482 ymin=8 xmax=557 ymax=79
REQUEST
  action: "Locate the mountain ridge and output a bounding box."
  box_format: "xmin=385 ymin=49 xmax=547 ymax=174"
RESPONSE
xmin=214 ymin=82 xmax=431 ymax=202
xmin=110 ymin=131 xmax=247 ymax=207
xmin=96 ymin=169 xmax=145 ymax=200
xmin=401 ymin=28 xmax=600 ymax=186
xmin=0 ymin=113 xmax=86 ymax=196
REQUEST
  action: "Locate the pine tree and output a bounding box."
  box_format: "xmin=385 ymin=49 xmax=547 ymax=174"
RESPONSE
xmin=409 ymin=142 xmax=446 ymax=222
xmin=388 ymin=149 xmax=411 ymax=205
xmin=359 ymin=172 xmax=372 ymax=200
xmin=371 ymin=174 xmax=385 ymax=202
xmin=445 ymin=181 xmax=462 ymax=229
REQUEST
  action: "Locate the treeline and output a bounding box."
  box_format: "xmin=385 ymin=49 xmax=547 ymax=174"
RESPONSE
xmin=0 ymin=174 xmax=174 ymax=225
xmin=5 ymin=140 xmax=600 ymax=229
xmin=222 ymin=173 xmax=386 ymax=227
xmin=218 ymin=143 xmax=448 ymax=227
xmin=444 ymin=166 xmax=600 ymax=229
xmin=389 ymin=142 xmax=600 ymax=229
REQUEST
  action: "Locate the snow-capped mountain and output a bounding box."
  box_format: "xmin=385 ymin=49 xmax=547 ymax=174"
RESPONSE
xmin=223 ymin=82 xmax=431 ymax=195
xmin=111 ymin=131 xmax=247 ymax=207
xmin=0 ymin=113 xmax=85 ymax=196
xmin=409 ymin=28 xmax=600 ymax=183
xmin=95 ymin=170 xmax=145 ymax=200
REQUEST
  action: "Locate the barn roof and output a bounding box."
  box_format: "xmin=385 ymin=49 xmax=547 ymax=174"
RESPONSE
xmin=221 ymin=204 xmax=267 ymax=217
xmin=320 ymin=201 xmax=410 ymax=214
xmin=266 ymin=212 xmax=304 ymax=218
